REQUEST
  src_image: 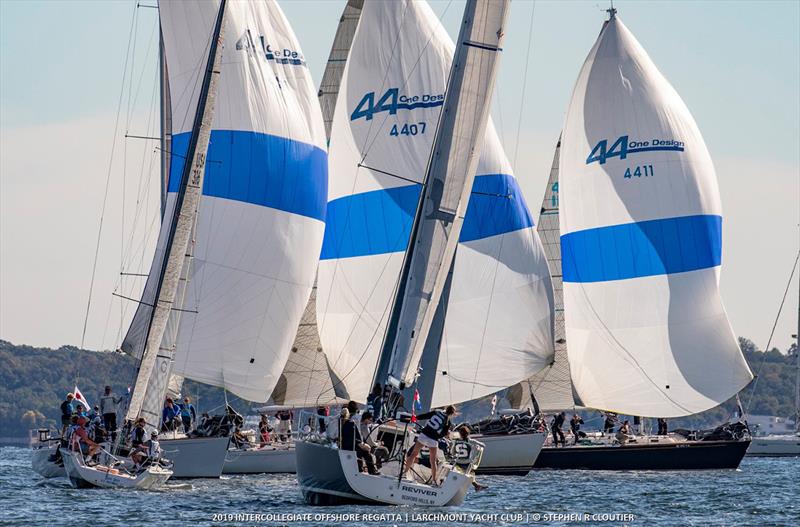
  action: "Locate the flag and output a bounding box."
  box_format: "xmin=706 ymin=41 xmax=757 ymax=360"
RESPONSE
xmin=491 ymin=394 xmax=498 ymax=416
xmin=73 ymin=385 xmax=91 ymax=410
xmin=411 ymin=388 xmax=422 ymax=423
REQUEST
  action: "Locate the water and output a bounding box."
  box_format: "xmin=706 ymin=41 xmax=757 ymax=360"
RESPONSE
xmin=2 ymin=447 xmax=797 ymax=526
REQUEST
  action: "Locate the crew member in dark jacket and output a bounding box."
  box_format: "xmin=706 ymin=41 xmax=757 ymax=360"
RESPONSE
xmin=402 ymin=405 xmax=456 ymax=485
xmin=551 ymin=412 xmax=566 ymax=447
xmin=569 ymin=413 xmax=584 ymax=444
xmin=340 ymin=406 xmax=378 ymax=475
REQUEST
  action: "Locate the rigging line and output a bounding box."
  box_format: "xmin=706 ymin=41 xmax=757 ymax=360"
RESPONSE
xmin=111 ymin=292 xmax=198 ymax=314
xmin=357 ymin=163 xmax=422 ymax=186
xmin=80 ymin=4 xmax=138 ymax=349
xmin=744 ymin=250 xmax=800 ymax=414
xmin=512 ymin=0 xmax=536 ymax=168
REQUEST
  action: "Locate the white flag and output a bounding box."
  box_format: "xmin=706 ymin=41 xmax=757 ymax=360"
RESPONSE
xmin=73 ymin=385 xmax=91 ymax=410
xmin=491 ymin=395 xmax=498 ymax=416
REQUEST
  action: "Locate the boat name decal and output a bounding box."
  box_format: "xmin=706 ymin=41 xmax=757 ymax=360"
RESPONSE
xmin=235 ymin=30 xmax=306 ymax=67
xmin=351 ymin=88 xmax=444 ymax=121
xmin=586 ymin=135 xmax=685 ymax=165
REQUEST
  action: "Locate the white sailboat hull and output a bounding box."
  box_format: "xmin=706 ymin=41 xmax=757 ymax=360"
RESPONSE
xmin=31 ymin=444 xmax=65 ymax=479
xmin=747 ymin=435 xmax=800 ymax=457
xmin=473 ymin=432 xmax=544 ymax=475
xmin=61 ymin=449 xmax=172 ymax=490
xmin=159 ymin=436 xmax=229 ymax=478
xmin=222 ymin=444 xmax=296 ymax=474
xmin=296 ymin=440 xmax=472 ymax=506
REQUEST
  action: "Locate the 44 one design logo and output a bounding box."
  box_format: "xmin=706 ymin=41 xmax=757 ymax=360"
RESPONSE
xmin=235 ymin=30 xmax=306 ymax=66
xmin=586 ymin=135 xmax=685 ymax=165
xmin=351 ymin=88 xmax=444 ymax=121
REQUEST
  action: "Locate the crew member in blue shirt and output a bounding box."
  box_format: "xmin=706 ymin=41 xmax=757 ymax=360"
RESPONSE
xmin=162 ymin=398 xmax=181 ymax=432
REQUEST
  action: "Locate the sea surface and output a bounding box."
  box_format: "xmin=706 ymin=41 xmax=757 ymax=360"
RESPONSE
xmin=1 ymin=446 xmax=797 ymax=527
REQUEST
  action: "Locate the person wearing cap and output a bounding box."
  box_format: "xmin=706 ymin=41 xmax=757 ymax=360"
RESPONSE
xmin=60 ymin=393 xmax=75 ymax=436
xmin=71 ymin=416 xmax=101 ymax=459
xmin=402 ymin=405 xmax=456 ymax=485
xmin=146 ymin=431 xmax=162 ymax=462
xmin=99 ymin=386 xmax=122 ymax=441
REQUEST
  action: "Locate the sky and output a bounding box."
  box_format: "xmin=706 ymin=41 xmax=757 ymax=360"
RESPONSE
xmin=1 ymin=0 xmax=798 ymax=354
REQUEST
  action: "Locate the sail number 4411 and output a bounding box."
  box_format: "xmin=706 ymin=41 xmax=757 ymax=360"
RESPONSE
xmin=624 ymin=165 xmax=654 ymax=179
xmin=390 ymin=122 xmax=426 ymax=137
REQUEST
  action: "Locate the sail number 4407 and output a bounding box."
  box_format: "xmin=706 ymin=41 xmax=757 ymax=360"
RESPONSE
xmin=624 ymin=165 xmax=654 ymax=179
xmin=390 ymin=122 xmax=426 ymax=137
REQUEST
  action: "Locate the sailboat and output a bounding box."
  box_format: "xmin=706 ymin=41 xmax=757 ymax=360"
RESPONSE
xmin=531 ymin=8 xmax=755 ymax=470
xmin=747 ymin=254 xmax=800 ymax=457
xmin=295 ymin=0 xmax=552 ymax=505
xmin=106 ymin=0 xmax=328 ymax=481
xmin=220 ymin=0 xmax=360 ymax=476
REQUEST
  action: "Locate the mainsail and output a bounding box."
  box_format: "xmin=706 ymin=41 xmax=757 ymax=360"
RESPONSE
xmin=559 ymin=12 xmax=752 ymax=417
xmin=122 ymin=0 xmax=328 ymax=412
xmin=317 ymin=0 xmax=553 ymax=405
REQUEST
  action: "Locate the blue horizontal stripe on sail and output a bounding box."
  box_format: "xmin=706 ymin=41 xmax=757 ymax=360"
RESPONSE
xmin=561 ymin=214 xmax=722 ymax=283
xmin=168 ymin=130 xmax=328 ymax=222
xmin=320 ymin=173 xmax=533 ymax=260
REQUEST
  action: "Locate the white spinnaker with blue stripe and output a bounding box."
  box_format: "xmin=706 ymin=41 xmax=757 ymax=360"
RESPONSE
xmin=560 ymin=14 xmax=752 ymax=418
xmin=122 ymin=0 xmax=327 ymax=405
xmin=317 ymin=0 xmax=554 ymax=406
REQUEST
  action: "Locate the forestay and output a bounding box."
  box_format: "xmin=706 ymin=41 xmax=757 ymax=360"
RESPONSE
xmin=123 ymin=0 xmax=327 ymax=406
xmin=559 ymin=13 xmax=752 ymax=417
xmin=317 ymin=0 xmax=554 ymax=406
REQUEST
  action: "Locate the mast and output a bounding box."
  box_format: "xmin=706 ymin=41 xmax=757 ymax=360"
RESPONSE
xmin=126 ymin=0 xmax=227 ymax=422
xmin=384 ymin=0 xmax=511 ymax=392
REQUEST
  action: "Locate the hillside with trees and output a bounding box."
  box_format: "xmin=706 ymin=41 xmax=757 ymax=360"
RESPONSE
xmin=0 ymin=337 xmax=796 ymax=438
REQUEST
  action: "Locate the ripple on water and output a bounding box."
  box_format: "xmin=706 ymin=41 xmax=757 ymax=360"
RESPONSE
xmin=1 ymin=447 xmax=797 ymax=526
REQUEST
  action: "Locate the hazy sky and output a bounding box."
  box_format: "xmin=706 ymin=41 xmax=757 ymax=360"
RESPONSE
xmin=1 ymin=0 xmax=798 ymax=354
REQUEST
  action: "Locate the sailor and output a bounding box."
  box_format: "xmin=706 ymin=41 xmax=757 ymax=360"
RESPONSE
xmin=657 ymin=418 xmax=668 ymax=435
xmin=99 ymin=386 xmax=122 ymax=441
xmin=71 ymin=416 xmax=101 ymax=460
xmin=130 ymin=418 xmax=148 ymax=466
xmin=179 ymin=397 xmax=196 ymax=434
xmin=402 ymin=405 xmax=456 ymax=486
xmin=359 ymin=411 xmax=389 ymax=469
xmin=603 ymin=412 xmax=617 ymax=435
xmin=366 ymin=384 xmax=384 ymax=421
xmin=616 ymin=420 xmax=632 ymax=445
xmin=161 ymin=398 xmax=181 ymax=432
xmin=275 ymin=409 xmax=293 ymax=442
xmin=569 ymin=413 xmax=585 ymax=444
xmin=259 ymin=414 xmax=272 ymax=445
xmin=450 ymin=426 xmax=487 ymax=491
xmin=146 ymin=431 xmax=162 ymax=461
xmin=551 ymin=412 xmax=566 ymax=447
xmin=316 ymin=406 xmax=329 ymax=433
xmin=340 ymin=407 xmax=379 ymax=475
xmin=60 ymin=393 xmax=75 ymax=437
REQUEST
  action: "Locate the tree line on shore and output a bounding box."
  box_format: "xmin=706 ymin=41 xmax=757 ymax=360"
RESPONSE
xmin=0 ymin=337 xmax=796 ymax=438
